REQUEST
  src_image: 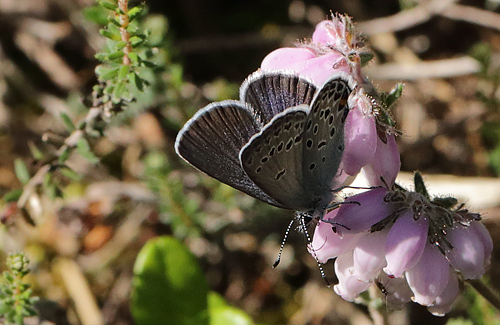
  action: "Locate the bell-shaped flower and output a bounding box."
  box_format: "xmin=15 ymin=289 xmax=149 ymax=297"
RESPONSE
xmin=362 ymin=133 xmax=401 ymax=187
xmin=311 ymin=173 xmax=493 ymax=316
xmin=384 ymin=211 xmax=428 ymax=278
xmin=405 ymin=243 xmax=450 ymax=306
xmin=447 ymin=224 xmax=488 ymax=279
xmin=329 ymin=187 xmax=396 ymax=235
xmin=333 ymin=252 xmax=372 ymax=301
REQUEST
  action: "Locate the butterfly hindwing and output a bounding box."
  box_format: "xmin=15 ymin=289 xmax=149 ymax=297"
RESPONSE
xmin=240 ymin=105 xmax=312 ymax=210
xmin=240 ymin=71 xmax=317 ymax=126
xmin=302 ymin=73 xmax=355 ymax=208
xmin=175 ymin=100 xmax=284 ymax=207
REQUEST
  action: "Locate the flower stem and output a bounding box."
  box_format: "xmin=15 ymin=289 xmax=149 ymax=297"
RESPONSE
xmin=468 ymin=279 xmax=500 ymax=310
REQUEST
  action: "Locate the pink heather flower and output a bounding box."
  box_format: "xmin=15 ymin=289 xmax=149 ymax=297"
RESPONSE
xmin=311 ymin=174 xmax=493 ymax=315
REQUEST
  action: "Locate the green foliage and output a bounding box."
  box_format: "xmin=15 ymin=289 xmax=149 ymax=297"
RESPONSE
xmin=0 ymin=253 xmax=38 ymax=325
xmin=94 ymin=0 xmax=152 ymax=104
xmin=131 ymin=236 xmax=209 ymax=325
xmin=471 ymin=43 xmax=500 ymax=175
xmin=208 ymin=292 xmax=253 ymax=325
xmin=131 ymin=237 xmax=254 ymax=325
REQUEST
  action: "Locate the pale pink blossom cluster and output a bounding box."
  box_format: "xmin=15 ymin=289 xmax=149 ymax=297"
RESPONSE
xmin=260 ymin=14 xmax=493 ymax=315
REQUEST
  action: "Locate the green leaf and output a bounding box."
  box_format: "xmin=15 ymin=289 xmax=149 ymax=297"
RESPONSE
xmin=384 ymin=83 xmax=404 ymax=109
xmin=118 ymin=65 xmax=130 ymax=80
xmin=76 ymin=138 xmax=99 ymax=164
xmin=99 ymin=1 xmax=118 ymax=11
xmin=14 ymin=160 xmax=30 ymax=185
xmin=3 ymin=189 xmax=23 ymax=203
xmin=82 ymin=5 xmax=109 ymax=25
xmin=113 ymin=80 xmax=127 ymax=99
xmin=131 ymin=237 xmax=209 ymax=325
xmin=129 ymin=72 xmax=144 ymax=92
xmin=100 ymin=29 xmax=121 ymax=41
xmin=128 ymin=4 xmax=145 ymax=22
xmin=28 ymin=142 xmax=43 ymax=161
xmin=59 ymin=166 xmax=81 ymax=181
xmin=60 ymin=112 xmax=76 ymax=132
xmin=128 ymin=52 xmax=139 ymax=65
xmin=58 ymin=147 xmax=72 ymax=164
xmin=208 ymin=292 xmax=253 ymax=325
xmin=108 ymin=50 xmax=126 ymax=60
xmin=96 ymin=65 xmax=120 ymax=80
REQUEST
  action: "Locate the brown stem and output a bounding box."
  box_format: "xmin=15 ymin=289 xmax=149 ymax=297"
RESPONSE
xmin=118 ymin=0 xmax=132 ymax=65
xmin=468 ymin=279 xmax=500 ymax=311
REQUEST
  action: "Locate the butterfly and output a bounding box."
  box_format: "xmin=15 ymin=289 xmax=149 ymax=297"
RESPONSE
xmin=175 ymin=70 xmax=355 ymax=222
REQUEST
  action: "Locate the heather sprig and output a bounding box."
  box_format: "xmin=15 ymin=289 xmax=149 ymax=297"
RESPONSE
xmin=0 ymin=253 xmax=38 ymax=325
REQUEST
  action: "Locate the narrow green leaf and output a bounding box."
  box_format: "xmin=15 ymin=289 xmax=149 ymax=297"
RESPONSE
xmin=28 ymin=142 xmax=43 ymax=161
xmin=141 ymin=60 xmax=156 ymax=68
xmin=128 ymin=4 xmax=145 ymax=22
xmin=384 ymin=83 xmax=404 ymax=108
xmin=3 ymin=189 xmax=23 ymax=203
xmin=100 ymin=29 xmax=121 ymax=41
xmin=130 ymin=72 xmax=144 ymax=92
xmin=60 ymin=113 xmax=76 ymax=132
xmin=116 ymin=41 xmax=128 ymax=49
xmin=97 ymin=66 xmax=120 ymax=80
xmin=58 ymin=147 xmax=72 ymax=164
xmin=109 ymin=17 xmax=121 ymax=27
xmin=131 ymin=237 xmax=209 ymax=325
xmin=108 ymin=50 xmax=125 ymax=60
xmin=82 ymin=5 xmax=109 ymax=25
xmin=113 ymin=80 xmax=127 ymax=98
xmin=76 ymin=138 xmax=99 ymax=164
xmin=14 ymin=160 xmax=30 ymax=185
xmin=59 ymin=166 xmax=81 ymax=181
xmin=128 ymin=52 xmax=139 ymax=65
xmin=118 ymin=65 xmax=130 ymax=80
xmin=99 ymin=1 xmax=118 ymax=11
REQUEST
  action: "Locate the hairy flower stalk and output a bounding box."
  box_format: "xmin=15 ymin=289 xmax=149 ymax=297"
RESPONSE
xmin=311 ymin=173 xmax=493 ymax=315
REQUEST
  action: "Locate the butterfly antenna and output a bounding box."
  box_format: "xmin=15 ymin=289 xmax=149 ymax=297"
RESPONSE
xmin=273 ymin=218 xmax=295 ymax=268
xmin=299 ymin=214 xmax=330 ymax=287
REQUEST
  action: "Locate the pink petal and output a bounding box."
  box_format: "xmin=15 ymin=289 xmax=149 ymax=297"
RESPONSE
xmin=405 ymin=244 xmax=450 ymax=306
xmin=352 ymin=230 xmax=388 ymax=281
xmin=292 ymin=52 xmax=347 ymax=85
xmin=341 ymin=104 xmax=377 ymax=176
xmin=384 ymin=212 xmax=428 ymax=278
xmin=447 ymin=225 xmax=487 ymax=279
xmin=469 ymin=221 xmax=493 ymax=269
xmin=312 ymin=20 xmax=341 ymax=45
xmin=362 ymin=134 xmax=401 ymax=187
xmin=260 ymin=47 xmax=316 ymax=70
xmin=332 ymin=187 xmax=396 ymax=235
xmin=427 ymin=272 xmax=459 ymax=316
xmin=311 ymin=219 xmax=359 ymax=263
xmin=334 ymin=252 xmax=372 ymax=301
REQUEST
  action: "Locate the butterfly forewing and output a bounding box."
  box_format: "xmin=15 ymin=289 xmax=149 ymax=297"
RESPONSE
xmin=240 ymin=71 xmax=317 ymax=126
xmin=302 ymin=74 xmax=354 ymax=208
xmin=175 ymin=100 xmax=284 ymax=207
xmin=240 ymin=106 xmax=312 ymax=210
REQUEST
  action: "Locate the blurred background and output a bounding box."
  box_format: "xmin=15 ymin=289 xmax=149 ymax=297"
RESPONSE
xmin=0 ymin=0 xmax=500 ymax=324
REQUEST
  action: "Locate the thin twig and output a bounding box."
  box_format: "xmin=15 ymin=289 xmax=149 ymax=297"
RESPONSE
xmin=468 ymin=279 xmax=500 ymax=311
xmin=358 ymin=0 xmax=457 ymax=35
xmin=441 ymin=4 xmax=500 ymax=31
xmin=365 ymin=56 xmax=481 ymax=80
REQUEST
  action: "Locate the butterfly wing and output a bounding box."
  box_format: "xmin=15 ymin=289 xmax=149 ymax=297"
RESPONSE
xmin=302 ymin=72 xmax=356 ymax=209
xmin=240 ymin=105 xmax=312 ymax=210
xmin=240 ymin=71 xmax=317 ymax=126
xmin=175 ymin=100 xmax=284 ymax=207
